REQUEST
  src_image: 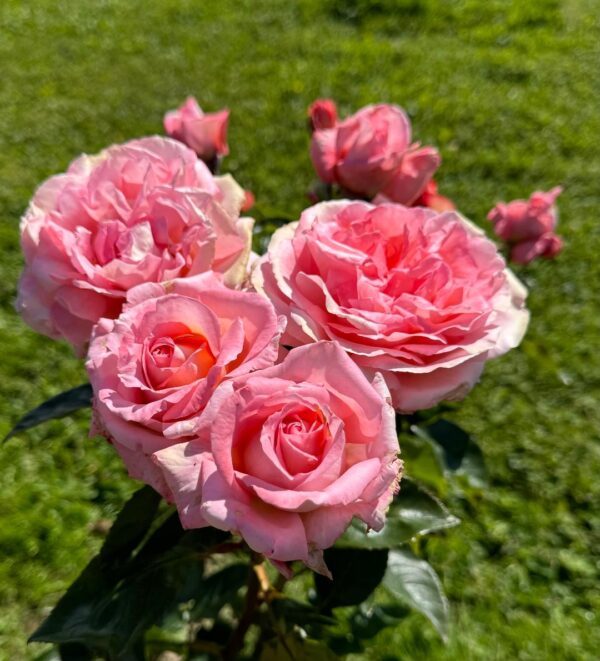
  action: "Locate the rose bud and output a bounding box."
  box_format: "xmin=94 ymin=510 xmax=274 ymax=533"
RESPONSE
xmin=510 ymin=232 xmax=563 ymax=265
xmin=488 ymin=187 xmax=563 ymax=265
xmin=242 ymin=189 xmax=255 ymax=212
xmin=164 ymin=96 xmax=229 ymax=162
xmin=308 ymin=98 xmax=338 ymax=131
xmin=310 ymin=103 xmax=440 ymax=204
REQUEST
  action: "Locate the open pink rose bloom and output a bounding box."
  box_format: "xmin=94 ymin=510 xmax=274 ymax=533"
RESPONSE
xmin=153 ymin=342 xmax=401 ymax=575
xmin=17 ymin=137 xmax=252 ymax=354
xmin=86 ymin=272 xmax=285 ymax=498
xmin=488 ymin=186 xmax=563 ymax=264
xmin=253 ymin=201 xmax=529 ymax=412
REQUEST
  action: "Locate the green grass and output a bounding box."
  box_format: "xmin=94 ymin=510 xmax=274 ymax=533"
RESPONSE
xmin=0 ymin=0 xmax=599 ymax=658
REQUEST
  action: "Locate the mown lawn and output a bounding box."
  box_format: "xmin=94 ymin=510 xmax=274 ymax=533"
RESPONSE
xmin=0 ymin=1 xmax=598 ymax=659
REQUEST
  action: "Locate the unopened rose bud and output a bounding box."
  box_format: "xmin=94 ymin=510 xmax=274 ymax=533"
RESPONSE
xmin=308 ymin=98 xmax=338 ymax=131
xmin=164 ymin=96 xmax=229 ymax=162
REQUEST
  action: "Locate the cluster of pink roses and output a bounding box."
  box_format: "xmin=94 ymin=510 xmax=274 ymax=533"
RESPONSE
xmin=16 ymin=96 xmax=553 ymax=574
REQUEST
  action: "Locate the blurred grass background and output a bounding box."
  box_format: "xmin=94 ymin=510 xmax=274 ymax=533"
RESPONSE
xmin=0 ymin=0 xmax=598 ymax=659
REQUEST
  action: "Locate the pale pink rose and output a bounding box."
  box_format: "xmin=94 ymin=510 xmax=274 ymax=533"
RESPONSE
xmin=164 ymin=97 xmax=229 ymax=161
xmin=86 ymin=272 xmax=285 ymax=497
xmin=308 ymin=98 xmax=338 ymax=131
xmin=153 ymin=342 xmax=401 ymax=576
xmin=17 ymin=137 xmax=253 ymax=354
xmin=487 ymin=187 xmax=563 ymax=264
xmin=253 ymin=201 xmax=530 ymax=412
xmin=310 ymin=103 xmax=440 ymax=203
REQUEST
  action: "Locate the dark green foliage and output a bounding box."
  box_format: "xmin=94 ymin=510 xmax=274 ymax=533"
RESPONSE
xmin=188 ymin=563 xmax=249 ymax=621
xmin=337 ymin=479 xmax=459 ymax=548
xmin=4 ymin=384 xmax=92 ymax=441
xmin=322 ymin=603 xmax=410 ymax=655
xmin=99 ymin=486 xmax=161 ymax=564
xmin=260 ymin=632 xmax=340 ymax=660
xmin=271 ymin=598 xmax=337 ymax=627
xmin=410 ymin=419 xmax=488 ymax=488
xmin=29 ymin=488 xmax=241 ymax=659
xmin=314 ymin=548 xmax=389 ymax=610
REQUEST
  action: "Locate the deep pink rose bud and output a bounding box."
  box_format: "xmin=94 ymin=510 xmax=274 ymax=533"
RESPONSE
xmin=241 ymin=189 xmax=255 ymax=212
xmin=310 ymin=103 xmax=440 ymax=204
xmin=510 ymin=233 xmax=563 ymax=265
xmin=308 ymin=99 xmax=338 ymax=131
xmin=488 ymin=187 xmax=563 ymax=265
xmin=164 ymin=96 xmax=229 ymax=161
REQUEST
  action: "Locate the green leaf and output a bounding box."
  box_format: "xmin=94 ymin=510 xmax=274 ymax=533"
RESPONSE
xmin=29 ymin=554 xmax=116 ymax=648
xmin=128 ymin=510 xmax=186 ymax=563
xmin=421 ymin=419 xmax=469 ymax=470
xmin=189 ymin=563 xmax=249 ymax=620
xmin=260 ymin=632 xmax=340 ymax=660
xmin=314 ymin=548 xmax=388 ymax=610
xmin=4 ymin=383 xmax=92 ymax=441
xmin=30 ymin=486 xmax=159 ymax=647
xmin=32 ymin=649 xmax=62 ymax=661
xmin=349 ymin=603 xmax=410 ymax=641
xmin=29 ymin=493 xmax=234 ymax=657
xmin=419 ymin=419 xmax=488 ymax=487
xmin=398 ymin=430 xmax=447 ymax=494
xmin=131 ymin=514 xmax=229 ymax=571
xmin=31 ymin=546 xmax=204 ymax=657
xmin=271 ymin=598 xmax=337 ymax=627
xmin=58 ymin=643 xmax=94 ymax=660
xmin=88 ymin=560 xmax=191 ymax=658
xmin=100 ymin=486 xmax=161 ymax=564
xmin=336 ymin=479 xmax=460 ymax=549
xmin=383 ymin=548 xmax=449 ymax=640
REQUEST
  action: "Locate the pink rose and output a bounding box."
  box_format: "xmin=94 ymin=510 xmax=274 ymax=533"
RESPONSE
xmin=153 ymin=342 xmax=401 ymax=575
xmin=509 ymin=233 xmax=563 ymax=265
xmin=487 ymin=187 xmax=563 ymax=264
xmin=164 ymin=97 xmax=229 ymax=161
xmin=253 ymin=201 xmax=530 ymax=412
xmin=86 ymin=272 xmax=285 ymax=497
xmin=310 ymin=103 xmax=440 ymax=204
xmin=17 ymin=137 xmax=253 ymax=354
xmin=308 ymin=98 xmax=338 ymax=131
